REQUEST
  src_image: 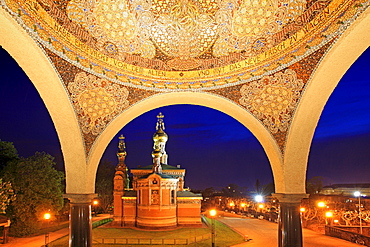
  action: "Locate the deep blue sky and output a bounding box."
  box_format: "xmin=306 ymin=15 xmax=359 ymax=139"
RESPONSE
xmin=0 ymin=46 xmax=369 ymax=191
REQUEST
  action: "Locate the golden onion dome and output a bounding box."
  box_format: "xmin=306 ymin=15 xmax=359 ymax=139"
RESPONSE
xmin=153 ymin=112 xmax=168 ymax=143
xmin=153 ymin=129 xmax=168 ymax=143
xmin=152 ymin=149 xmax=162 ymax=158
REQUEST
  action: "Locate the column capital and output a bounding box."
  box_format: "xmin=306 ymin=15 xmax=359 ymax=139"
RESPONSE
xmin=64 ymin=193 xmax=97 ymax=204
xmin=272 ymin=193 xmax=309 ymax=204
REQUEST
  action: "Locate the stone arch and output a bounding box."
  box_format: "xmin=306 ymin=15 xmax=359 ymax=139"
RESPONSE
xmin=1 ymin=3 xmax=369 ymax=199
xmin=89 ymin=92 xmax=283 ymax=194
xmin=0 ymin=9 xmax=89 ymax=193
xmin=283 ymin=7 xmax=370 ymax=194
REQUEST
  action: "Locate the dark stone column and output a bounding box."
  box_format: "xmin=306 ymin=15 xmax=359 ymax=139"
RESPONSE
xmin=64 ymin=194 xmax=97 ymax=247
xmin=273 ymin=193 xmax=308 ymax=247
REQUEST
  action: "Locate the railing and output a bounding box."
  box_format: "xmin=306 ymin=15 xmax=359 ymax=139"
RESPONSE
xmin=93 ymin=234 xmax=211 ymax=245
xmin=325 ymin=225 xmax=370 ymax=246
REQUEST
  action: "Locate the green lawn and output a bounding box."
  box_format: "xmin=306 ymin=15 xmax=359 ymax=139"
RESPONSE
xmin=50 ymin=218 xmax=245 ymax=247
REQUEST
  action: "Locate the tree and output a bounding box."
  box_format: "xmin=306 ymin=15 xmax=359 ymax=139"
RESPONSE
xmin=0 ymin=179 xmax=15 ymax=214
xmin=95 ymin=159 xmax=115 ymax=213
xmin=202 ymin=187 xmax=215 ymax=198
xmin=222 ymin=184 xmax=247 ymax=198
xmin=0 ymin=140 xmax=19 ymax=171
xmin=306 ymin=176 xmax=323 ymax=195
xmin=2 ymin=152 xmax=64 ymax=236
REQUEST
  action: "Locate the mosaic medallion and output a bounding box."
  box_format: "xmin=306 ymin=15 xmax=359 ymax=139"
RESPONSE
xmin=239 ymin=69 xmax=304 ymax=133
xmin=68 ymin=72 xmax=129 ymax=135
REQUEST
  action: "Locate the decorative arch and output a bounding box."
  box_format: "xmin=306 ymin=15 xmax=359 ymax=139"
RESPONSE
xmin=284 ymin=7 xmax=370 ymax=194
xmin=1 ymin=3 xmax=369 ymax=197
xmin=89 ymin=92 xmax=284 ymax=194
xmin=0 ymin=8 xmax=88 ymax=193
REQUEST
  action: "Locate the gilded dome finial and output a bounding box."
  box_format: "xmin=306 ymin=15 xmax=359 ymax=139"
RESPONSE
xmin=153 ymin=112 xmax=168 ymax=165
xmin=117 ymin=134 xmax=126 ymax=155
xmin=156 ymin=112 xmax=165 ymax=131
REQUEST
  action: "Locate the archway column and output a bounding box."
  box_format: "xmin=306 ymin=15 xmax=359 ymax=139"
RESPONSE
xmin=273 ymin=193 xmax=309 ymax=247
xmin=64 ymin=194 xmax=97 ymax=247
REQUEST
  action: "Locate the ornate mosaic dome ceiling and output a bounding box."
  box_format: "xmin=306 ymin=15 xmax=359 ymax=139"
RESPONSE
xmin=2 ymin=0 xmax=367 ymax=90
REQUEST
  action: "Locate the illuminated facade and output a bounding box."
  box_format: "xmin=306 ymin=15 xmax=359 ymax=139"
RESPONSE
xmin=113 ymin=113 xmax=202 ymax=228
xmin=321 ymin=184 xmax=370 ymax=197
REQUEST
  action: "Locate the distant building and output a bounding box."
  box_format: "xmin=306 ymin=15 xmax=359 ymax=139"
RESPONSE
xmin=113 ymin=113 xmax=202 ymax=228
xmin=321 ymin=183 xmax=370 ymax=197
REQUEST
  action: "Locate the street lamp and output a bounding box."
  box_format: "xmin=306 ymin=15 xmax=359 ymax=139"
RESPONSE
xmin=93 ymin=199 xmax=99 ymax=216
xmin=209 ymin=209 xmax=217 ymax=247
xmin=43 ymin=213 xmax=51 ymax=247
xmin=255 ymin=195 xmax=263 ymax=203
xmin=240 ymin=203 xmax=246 ymax=213
xmin=317 ymin=201 xmax=325 ymax=208
xmin=354 ymin=191 xmax=363 ymax=234
xmin=325 ymin=211 xmax=333 ymax=225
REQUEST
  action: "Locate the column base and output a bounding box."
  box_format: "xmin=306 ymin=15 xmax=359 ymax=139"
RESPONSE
xmin=273 ymin=193 xmax=309 ymax=247
xmin=64 ymin=194 xmax=97 ymax=247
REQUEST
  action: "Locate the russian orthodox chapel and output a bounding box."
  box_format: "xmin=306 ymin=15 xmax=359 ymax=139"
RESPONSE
xmin=113 ymin=113 xmax=202 ymax=228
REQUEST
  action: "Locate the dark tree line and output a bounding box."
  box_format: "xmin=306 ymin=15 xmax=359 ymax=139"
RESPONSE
xmin=0 ymin=139 xmax=119 ymax=237
xmin=0 ymin=140 xmax=64 ymax=236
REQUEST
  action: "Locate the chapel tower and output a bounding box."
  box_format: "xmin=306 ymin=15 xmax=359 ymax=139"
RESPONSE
xmin=112 ymin=135 xmax=130 ymax=225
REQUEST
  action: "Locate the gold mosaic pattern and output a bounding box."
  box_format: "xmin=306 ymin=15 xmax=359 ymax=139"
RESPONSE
xmin=45 ymin=47 xmax=159 ymax=156
xmin=0 ymin=0 xmax=365 ymax=156
xmin=66 ymin=0 xmax=306 ymax=71
xmin=3 ymin=0 xmax=363 ymax=88
xmin=239 ymin=69 xmax=304 ymax=134
xmin=68 ymin=72 xmax=130 ymax=135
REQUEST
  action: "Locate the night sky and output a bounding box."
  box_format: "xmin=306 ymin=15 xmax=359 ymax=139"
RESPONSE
xmin=0 ymin=46 xmax=369 ymax=191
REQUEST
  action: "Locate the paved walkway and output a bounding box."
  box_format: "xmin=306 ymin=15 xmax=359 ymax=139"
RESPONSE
xmin=219 ymin=216 xmax=363 ymax=247
xmin=2 ymin=214 xmax=364 ymax=247
xmin=1 ymin=215 xmax=111 ymax=247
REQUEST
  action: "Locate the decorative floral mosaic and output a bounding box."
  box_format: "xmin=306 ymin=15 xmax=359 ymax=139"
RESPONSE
xmin=68 ymin=72 xmax=129 ymax=135
xmin=239 ymin=69 xmax=304 ymax=134
xmin=64 ymin=0 xmax=307 ymax=69
xmin=1 ymin=0 xmax=367 ymax=89
xmin=0 ymin=0 xmax=368 ymax=157
xmin=209 ymin=40 xmax=332 ymax=153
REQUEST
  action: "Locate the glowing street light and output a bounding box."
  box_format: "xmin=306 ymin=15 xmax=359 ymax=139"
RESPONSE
xmin=325 ymin=211 xmax=333 ymax=225
xmin=317 ymin=201 xmax=325 ymax=208
xmin=255 ymin=195 xmax=263 ymax=203
xmin=300 ymin=207 xmax=306 ymax=213
xmin=354 ymin=191 xmax=363 ymax=234
xmin=325 ymin=211 xmax=333 ymax=217
xmin=93 ymin=199 xmax=99 ymax=216
xmin=44 ymin=213 xmax=51 ymax=220
xmin=43 ymin=212 xmax=51 ymax=247
xmin=209 ymin=209 xmax=217 ymax=247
